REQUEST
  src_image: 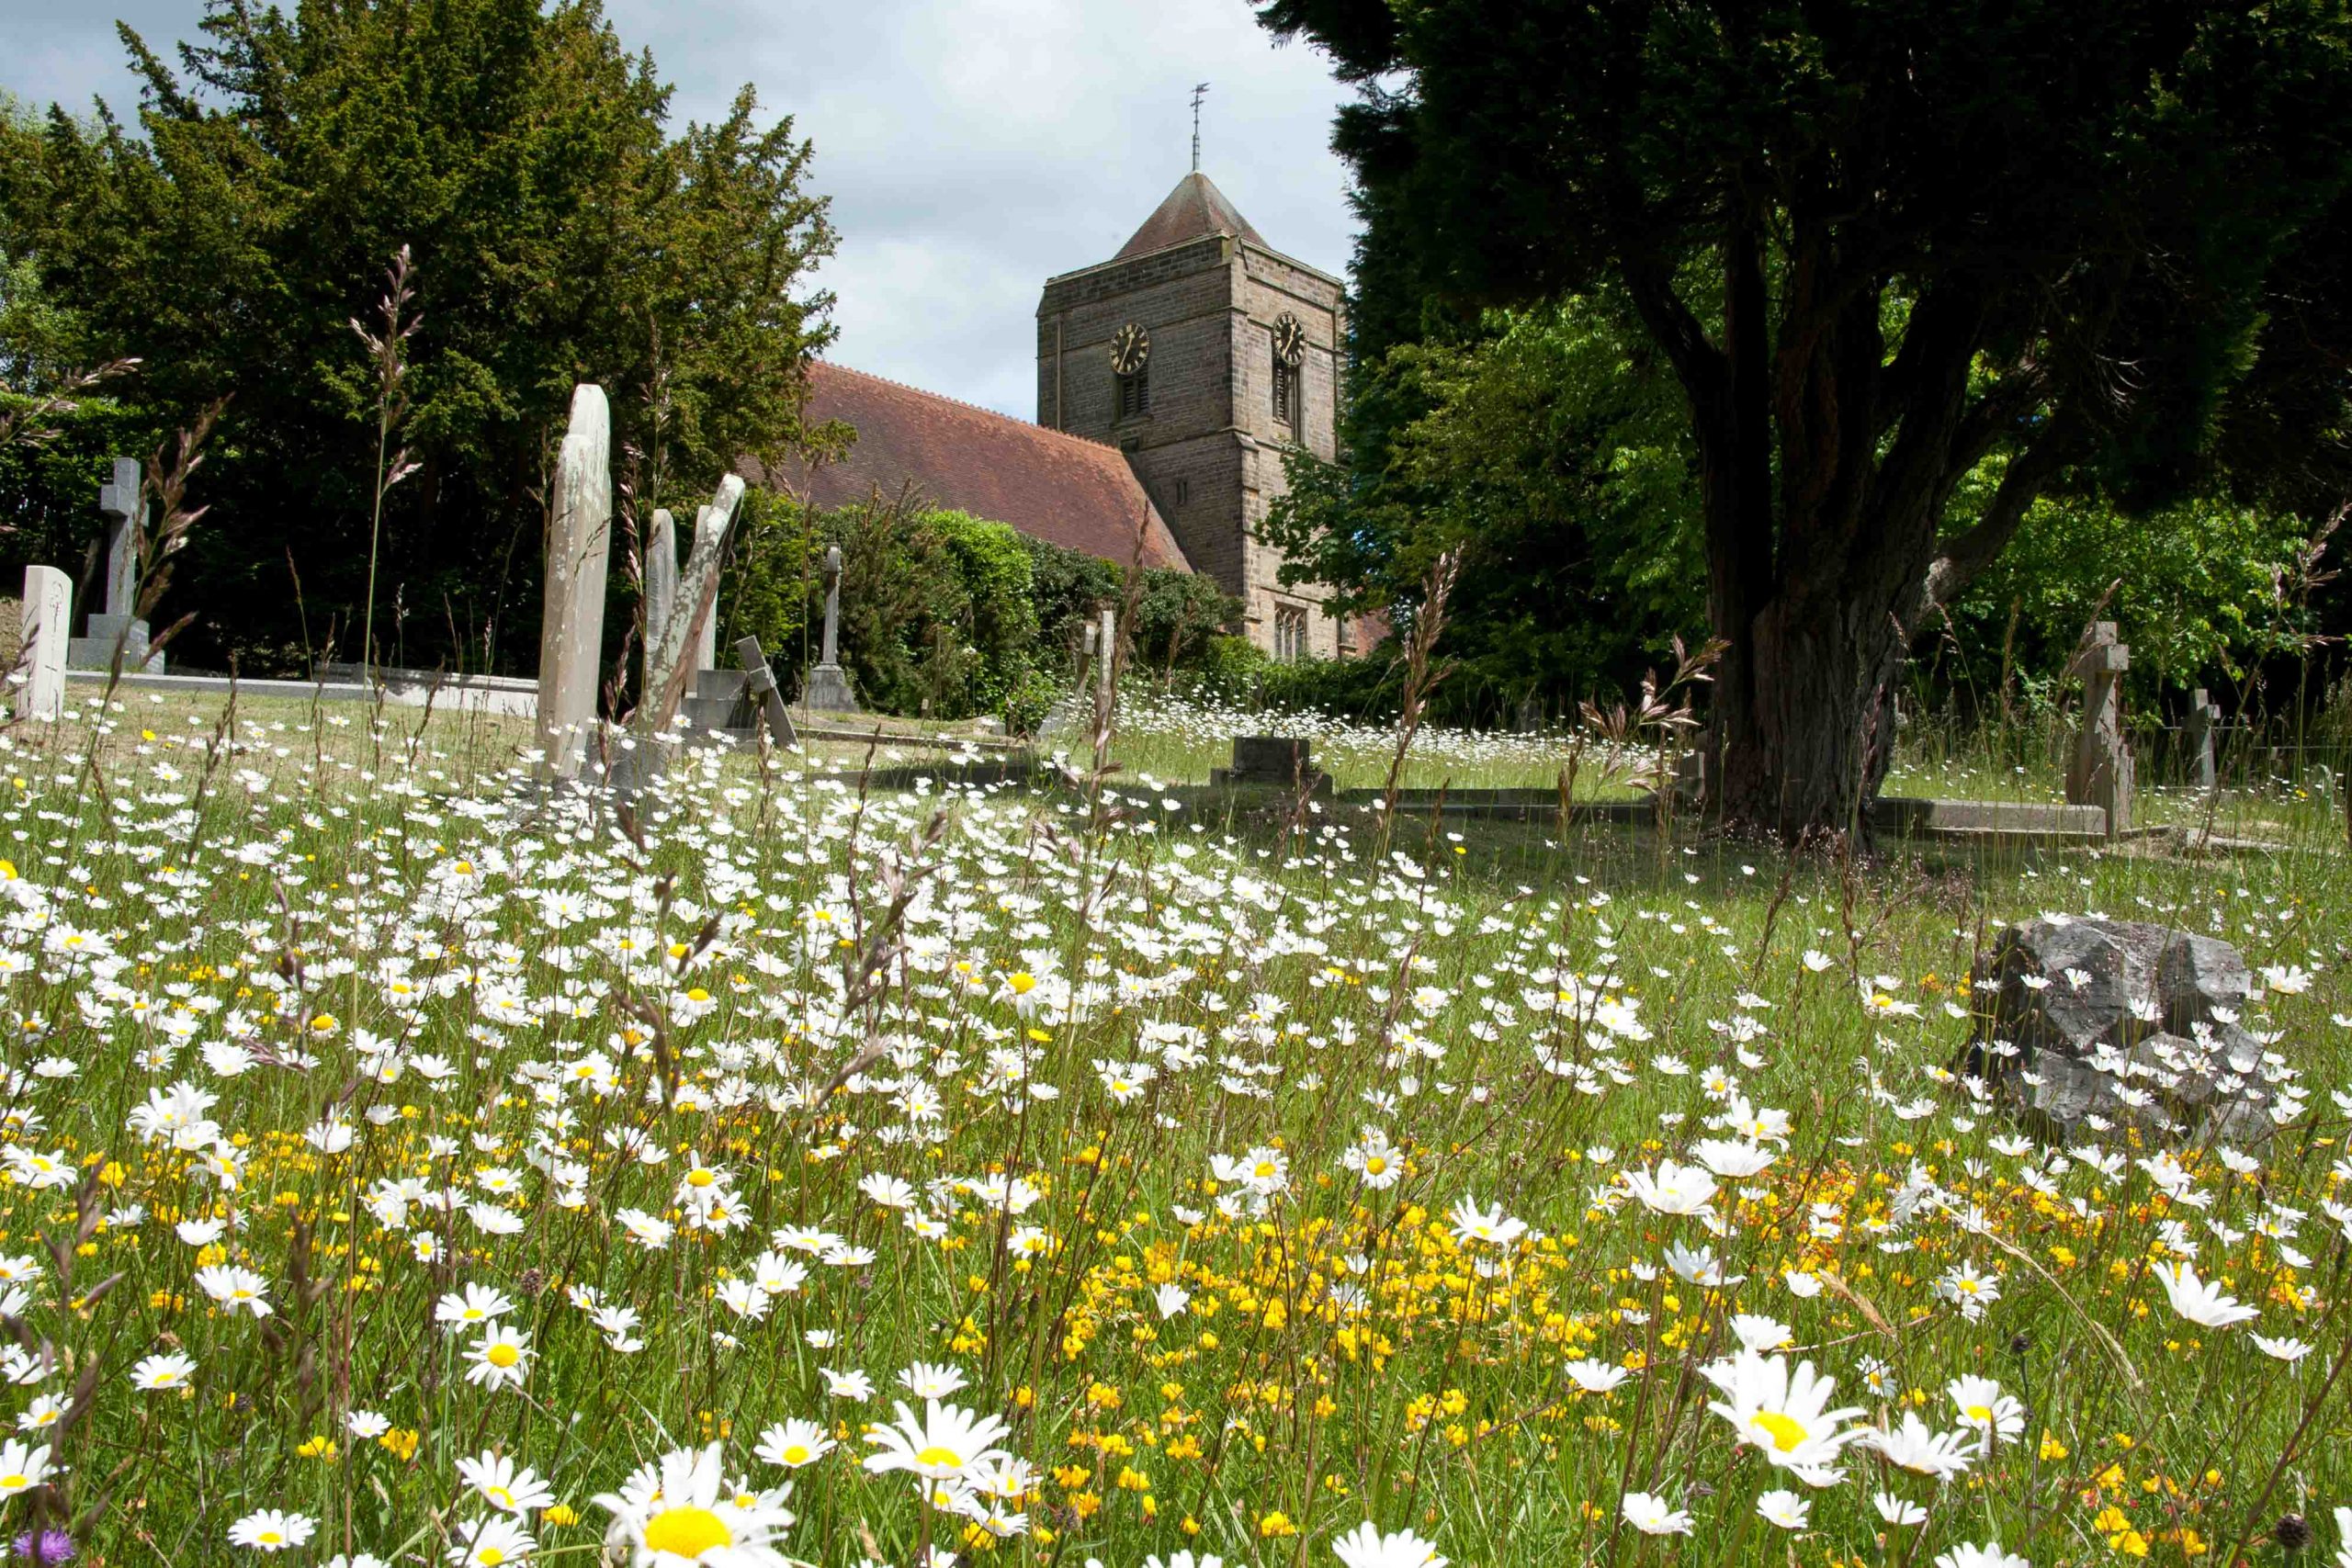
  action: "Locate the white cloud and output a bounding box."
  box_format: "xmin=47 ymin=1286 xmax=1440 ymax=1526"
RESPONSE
xmin=4 ymin=0 xmax=1361 ymax=417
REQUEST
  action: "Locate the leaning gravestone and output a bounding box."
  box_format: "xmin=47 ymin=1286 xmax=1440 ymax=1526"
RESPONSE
xmin=802 ymin=545 xmax=861 ymax=714
xmin=640 ymin=474 xmax=744 ymax=732
xmin=67 ymin=457 xmax=162 ymax=673
xmin=536 ymin=385 xmax=612 ymax=781
xmin=1965 ymin=915 xmax=2293 ymax=1145
xmin=2064 ymin=622 xmax=2132 ymax=834
xmin=2182 ymin=687 xmax=2222 ymax=793
xmin=17 ymin=567 xmax=70 ymax=721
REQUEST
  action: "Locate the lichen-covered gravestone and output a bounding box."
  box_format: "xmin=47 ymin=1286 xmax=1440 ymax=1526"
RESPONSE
xmin=536 ymin=385 xmax=612 ymax=780
xmin=1965 ymin=915 xmax=2299 ymax=1145
xmin=17 ymin=567 xmax=70 ymax=721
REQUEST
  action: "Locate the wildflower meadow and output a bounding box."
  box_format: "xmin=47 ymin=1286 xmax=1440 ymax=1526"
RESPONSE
xmin=0 ymin=689 xmax=2347 ymax=1568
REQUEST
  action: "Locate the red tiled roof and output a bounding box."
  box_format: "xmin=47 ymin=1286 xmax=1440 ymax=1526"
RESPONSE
xmin=1115 ymin=171 xmax=1265 ymax=261
xmin=754 ymin=362 xmax=1191 ymax=573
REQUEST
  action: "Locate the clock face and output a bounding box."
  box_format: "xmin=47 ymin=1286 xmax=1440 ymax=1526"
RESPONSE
xmin=1272 ymin=312 xmax=1307 ymax=367
xmin=1110 ymin=322 xmax=1150 ymax=376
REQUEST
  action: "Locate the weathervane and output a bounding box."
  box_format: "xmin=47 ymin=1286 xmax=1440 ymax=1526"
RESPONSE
xmin=1192 ymin=82 xmax=1210 ymax=173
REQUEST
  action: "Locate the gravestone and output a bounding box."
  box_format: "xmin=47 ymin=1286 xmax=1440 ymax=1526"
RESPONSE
xmin=640 ymin=475 xmax=744 ymax=732
xmin=2182 ymin=687 xmax=2221 ymax=792
xmin=693 ymin=505 xmax=719 ymax=673
xmin=2064 ymin=622 xmax=2132 ymax=835
xmin=1965 ymin=916 xmax=2290 ymax=1146
xmin=17 ymin=567 xmax=70 ymax=721
xmin=642 ymin=507 xmax=677 ymax=702
xmin=803 ymin=545 xmax=861 ymax=713
xmin=1211 ymin=735 xmax=1332 ymax=795
xmin=536 ymin=385 xmax=612 ymax=781
xmin=67 ymin=457 xmax=162 ymax=673
xmin=1095 ymin=607 xmax=1116 ymax=713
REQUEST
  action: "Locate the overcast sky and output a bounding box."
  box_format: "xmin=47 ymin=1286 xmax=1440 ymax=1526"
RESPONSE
xmin=4 ymin=0 xmax=1362 ymax=418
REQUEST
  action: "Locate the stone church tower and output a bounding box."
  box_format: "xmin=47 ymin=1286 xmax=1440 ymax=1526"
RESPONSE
xmin=1036 ymin=171 xmax=1351 ymax=659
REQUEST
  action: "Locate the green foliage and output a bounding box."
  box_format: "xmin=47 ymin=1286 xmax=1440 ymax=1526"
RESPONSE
xmin=1949 ymin=491 xmax=2322 ymax=699
xmin=0 ymin=0 xmax=835 ymax=675
xmin=713 ymin=484 xmax=815 ymax=682
xmin=1264 ymin=297 xmax=1704 ymax=718
xmin=723 ymin=491 xmax=1242 ymax=730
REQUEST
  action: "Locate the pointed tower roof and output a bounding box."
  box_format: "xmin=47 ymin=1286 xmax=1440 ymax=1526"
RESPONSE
xmin=1114 ymin=171 xmax=1266 ymax=260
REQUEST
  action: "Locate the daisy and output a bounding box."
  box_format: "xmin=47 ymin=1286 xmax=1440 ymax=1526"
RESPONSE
xmin=2154 ymin=1260 xmax=2261 ymax=1329
xmin=1331 ymin=1521 xmax=1448 ymax=1568
xmin=594 ymin=1443 xmax=796 ymax=1567
xmin=1446 ymin=1196 xmax=1528 ymax=1248
xmin=194 ymin=1265 xmax=274 ymax=1317
xmin=130 ymin=1351 xmax=198 ymax=1391
xmin=1564 ymin=1359 xmax=1632 ymax=1394
xmin=753 ymin=1418 xmax=835 ymax=1469
xmin=1702 ymin=1352 xmax=1861 ymax=1483
xmin=447 ymin=1515 xmax=536 ymax=1566
xmin=1621 ymin=1161 xmax=1717 ymax=1217
xmin=458 ymin=1450 xmax=558 ymax=1514
xmin=861 ymin=1399 xmax=1012 ymax=1481
xmin=895 ymin=1361 xmax=969 ymax=1399
xmin=2253 ymin=1334 xmax=2313 ymax=1362
xmin=465 ymin=1325 xmax=534 ymax=1391
xmin=1756 ymin=1490 xmax=1810 ymax=1529
xmin=1934 ymin=1545 xmax=2028 ymax=1568
xmin=1621 ymin=1493 xmax=1692 ymax=1536
xmin=1873 ymin=1492 xmax=1928 ymax=1527
xmin=436 ymin=1284 xmax=517 ymax=1326
xmin=1860 ymin=1413 xmax=1975 ymax=1481
xmin=1947 ymin=1375 xmax=2025 ymax=1447
xmin=0 ymin=1440 xmax=51 ymax=1497
xmin=819 ymin=1368 xmax=874 ymax=1401
xmin=228 ymin=1509 xmax=317 ymax=1551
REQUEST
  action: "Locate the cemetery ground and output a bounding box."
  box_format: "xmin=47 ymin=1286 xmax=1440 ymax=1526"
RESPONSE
xmin=0 ymin=684 xmax=2349 ymax=1568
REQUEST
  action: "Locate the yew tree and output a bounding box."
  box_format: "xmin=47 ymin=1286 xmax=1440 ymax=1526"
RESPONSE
xmin=1258 ymin=0 xmax=2352 ymax=835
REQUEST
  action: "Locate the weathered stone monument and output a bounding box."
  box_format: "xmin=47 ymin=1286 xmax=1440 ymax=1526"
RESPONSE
xmin=694 ymin=506 xmax=720 ymax=675
xmin=2064 ymin=621 xmax=2132 ymax=834
xmin=1095 ymin=606 xmax=1116 ymax=715
xmin=17 ymin=567 xmax=70 ymax=721
xmin=67 ymin=457 xmax=162 ymax=673
xmin=642 ymin=507 xmax=678 ymax=702
xmin=1211 ymin=736 xmax=1333 ymax=795
xmin=802 ymin=545 xmax=860 ymax=713
xmin=641 ymin=475 xmax=745 ymax=732
xmin=2182 ymin=686 xmax=2222 ymax=792
xmin=536 ymin=385 xmax=612 ymax=780
xmin=1966 ymin=916 xmax=2290 ymax=1145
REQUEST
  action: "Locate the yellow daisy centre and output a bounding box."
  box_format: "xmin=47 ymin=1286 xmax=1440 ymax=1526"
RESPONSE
xmin=480 ymin=1551 xmax=506 ymax=1566
xmin=1009 ymin=972 xmax=1036 ymax=995
xmin=687 ymin=1169 xmax=716 ymax=1188
xmin=782 ymin=1444 xmax=809 ymax=1464
xmin=1253 ymin=1162 xmax=1277 ymax=1180
xmin=1365 ymin=1156 xmax=1388 ymax=1174
xmin=485 ymin=1485 xmax=514 ymax=1508
xmin=1966 ymin=1404 xmax=1994 ymax=1425
xmin=1750 ymin=1411 xmax=1809 ymax=1453
xmin=486 ymin=1343 xmax=521 ymax=1369
xmin=0 ymin=1474 xmax=26 ymax=1491
xmin=643 ymin=1505 xmax=733 ymax=1558
xmin=915 ymin=1444 xmax=964 ymax=1469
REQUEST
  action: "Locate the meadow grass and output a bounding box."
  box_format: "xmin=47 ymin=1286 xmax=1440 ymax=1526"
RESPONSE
xmin=0 ymin=682 xmax=2346 ymax=1568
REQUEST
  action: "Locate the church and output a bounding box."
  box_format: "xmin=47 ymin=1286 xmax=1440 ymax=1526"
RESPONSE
xmin=773 ymin=168 xmax=1362 ymax=660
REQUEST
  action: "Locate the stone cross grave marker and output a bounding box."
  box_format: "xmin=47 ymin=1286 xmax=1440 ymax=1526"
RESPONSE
xmin=17 ymin=567 xmax=70 ymax=721
xmin=2183 ymin=687 xmax=2222 ymax=793
xmin=536 ymin=385 xmax=612 ymax=781
xmin=803 ymin=544 xmax=860 ymax=713
xmin=2064 ymin=620 xmax=2133 ymax=834
xmin=67 ymin=457 xmax=161 ymax=672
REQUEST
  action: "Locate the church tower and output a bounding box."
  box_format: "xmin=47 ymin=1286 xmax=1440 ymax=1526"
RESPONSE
xmin=1035 ymin=171 xmax=1351 ymax=659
